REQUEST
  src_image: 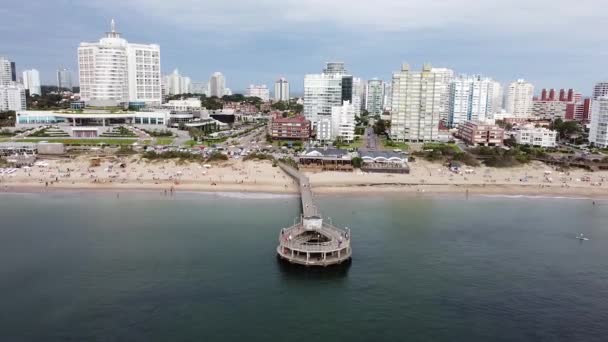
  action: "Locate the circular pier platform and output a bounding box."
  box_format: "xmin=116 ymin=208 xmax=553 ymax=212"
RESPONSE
xmin=277 ymin=220 xmax=352 ymax=267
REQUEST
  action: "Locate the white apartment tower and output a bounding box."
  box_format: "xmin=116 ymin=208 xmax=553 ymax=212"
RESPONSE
xmin=590 ymin=97 xmax=608 ymax=148
xmin=448 ymin=75 xmax=502 ymax=127
xmin=246 ymin=84 xmax=270 ymax=102
xmin=163 ymin=69 xmax=192 ymax=96
xmin=390 ymin=64 xmax=444 ymax=142
xmin=274 ymin=77 xmax=290 ymax=102
xmin=431 ymin=68 xmax=454 ymax=122
xmin=209 ymin=72 xmax=225 ymax=97
xmin=78 ymin=19 xmax=162 ymax=107
xmin=304 ymin=73 xmax=343 ymax=128
xmin=22 ymin=69 xmax=41 ymax=96
xmin=505 ymin=79 xmax=534 ymax=118
xmin=366 ymin=78 xmax=385 ymax=116
xmin=57 ymin=67 xmax=73 ymax=91
xmin=331 ymin=100 xmax=356 ymax=142
xmin=0 ymin=83 xmax=26 ymax=111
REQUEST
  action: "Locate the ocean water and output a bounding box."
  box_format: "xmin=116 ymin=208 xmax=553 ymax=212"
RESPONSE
xmin=0 ymin=191 xmax=607 ymax=341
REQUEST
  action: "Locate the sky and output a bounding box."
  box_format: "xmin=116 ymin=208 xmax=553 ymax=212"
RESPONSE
xmin=1 ymin=0 xmax=607 ymax=95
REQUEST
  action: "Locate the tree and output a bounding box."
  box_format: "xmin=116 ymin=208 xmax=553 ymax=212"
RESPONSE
xmin=352 ymin=157 xmax=363 ymax=168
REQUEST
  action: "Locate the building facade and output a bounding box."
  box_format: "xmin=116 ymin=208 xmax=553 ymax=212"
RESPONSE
xmin=246 ymin=84 xmax=270 ymax=102
xmin=457 ymin=121 xmax=505 ymax=146
xmin=274 ymin=77 xmax=289 ymax=102
xmin=592 ymin=82 xmax=608 ymax=100
xmin=365 ymin=78 xmax=384 ymax=116
xmin=514 ymin=127 xmax=558 ymax=148
xmin=303 ymin=73 xmax=343 ymax=129
xmin=209 ymin=72 xmax=225 ymax=97
xmin=22 ymin=69 xmax=41 ymax=96
xmin=163 ymin=69 xmax=192 ymax=96
xmin=390 ymin=64 xmax=444 ymax=142
xmin=268 ymin=113 xmax=311 ymax=140
xmin=590 ymin=97 xmax=608 ymax=148
xmin=505 ymin=79 xmax=534 ymax=118
xmin=78 ymin=20 xmax=162 ymax=106
xmin=431 ymin=68 xmax=454 ymax=123
xmin=0 ymin=56 xmax=15 ymax=86
xmin=0 ymin=83 xmax=26 ymax=111
xmin=57 ymin=67 xmax=73 ymax=91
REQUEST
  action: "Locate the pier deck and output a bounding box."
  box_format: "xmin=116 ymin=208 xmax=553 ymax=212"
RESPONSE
xmin=277 ymin=163 xmax=352 ymax=266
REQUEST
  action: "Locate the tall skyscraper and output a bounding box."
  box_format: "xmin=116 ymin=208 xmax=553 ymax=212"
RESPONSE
xmin=383 ymin=83 xmax=392 ymax=112
xmin=56 ymin=67 xmax=73 ymax=91
xmin=487 ymin=81 xmax=504 ymax=117
xmin=0 ymin=56 xmax=26 ymax=111
xmin=274 ymin=77 xmax=290 ymax=102
xmin=505 ymin=79 xmax=534 ymax=118
xmin=304 ymin=62 xmax=358 ymax=135
xmin=209 ymin=72 xmax=225 ymax=98
xmin=448 ymin=75 xmax=502 ymax=127
xmin=22 ymin=69 xmax=41 ymax=96
xmin=331 ymin=100 xmax=356 ymax=142
xmin=390 ymin=64 xmax=444 ymax=142
xmin=246 ymin=84 xmax=270 ymax=102
xmin=78 ymin=19 xmax=162 ymax=106
xmin=0 ymin=56 xmax=14 ymax=86
xmin=431 ymin=68 xmax=454 ymax=123
xmin=593 ymin=82 xmax=608 ymax=100
xmin=590 ymin=97 xmax=608 ymax=148
xmin=365 ymin=78 xmax=385 ymax=116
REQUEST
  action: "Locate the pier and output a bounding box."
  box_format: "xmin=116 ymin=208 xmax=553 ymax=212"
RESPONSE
xmin=277 ymin=163 xmax=352 ymax=266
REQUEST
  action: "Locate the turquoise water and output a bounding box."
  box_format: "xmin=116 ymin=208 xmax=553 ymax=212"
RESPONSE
xmin=0 ymin=191 xmax=607 ymax=341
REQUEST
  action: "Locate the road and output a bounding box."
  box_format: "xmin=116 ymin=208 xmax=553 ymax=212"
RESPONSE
xmin=363 ymin=127 xmax=380 ymax=151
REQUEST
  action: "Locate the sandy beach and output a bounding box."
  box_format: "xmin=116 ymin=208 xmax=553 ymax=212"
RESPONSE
xmin=1 ymin=157 xmax=607 ymax=198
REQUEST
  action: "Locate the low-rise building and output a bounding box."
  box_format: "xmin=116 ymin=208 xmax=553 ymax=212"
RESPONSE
xmin=359 ymin=151 xmax=409 ymax=174
xmin=532 ymin=101 xmax=568 ymax=120
xmin=299 ymin=148 xmax=353 ymax=171
xmin=514 ymin=127 xmax=558 ymax=148
xmin=457 ymin=121 xmax=505 ymax=146
xmin=268 ymin=114 xmax=311 ymax=140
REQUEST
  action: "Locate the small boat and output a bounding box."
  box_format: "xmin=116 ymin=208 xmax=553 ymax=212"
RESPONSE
xmin=576 ymin=233 xmax=589 ymax=241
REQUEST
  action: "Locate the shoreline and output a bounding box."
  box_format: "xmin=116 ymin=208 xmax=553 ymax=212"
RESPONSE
xmin=2 ymin=181 xmax=607 ymax=200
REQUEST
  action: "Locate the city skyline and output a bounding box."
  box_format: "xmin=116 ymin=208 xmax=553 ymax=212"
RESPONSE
xmin=2 ymin=1 xmax=607 ymax=94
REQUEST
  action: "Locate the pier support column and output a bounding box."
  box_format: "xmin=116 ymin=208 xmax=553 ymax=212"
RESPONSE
xmin=306 ymin=253 xmax=310 ymax=262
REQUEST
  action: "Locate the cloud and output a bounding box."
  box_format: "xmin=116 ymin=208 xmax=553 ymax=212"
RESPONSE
xmin=86 ymin=0 xmax=604 ymax=37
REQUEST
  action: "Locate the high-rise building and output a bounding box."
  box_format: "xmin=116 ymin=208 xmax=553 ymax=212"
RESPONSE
xmin=592 ymin=82 xmax=608 ymax=100
xmin=487 ymin=82 xmax=504 ymax=117
xmin=246 ymin=84 xmax=270 ymax=101
xmin=209 ymin=72 xmax=225 ymax=98
xmin=22 ymin=69 xmax=41 ymax=96
xmin=383 ymin=83 xmax=392 ymax=112
xmin=163 ymin=69 xmax=192 ymax=96
xmin=323 ymin=62 xmax=346 ymax=75
xmin=390 ymin=64 xmax=445 ymax=142
xmin=0 ymin=56 xmax=14 ymax=86
xmin=352 ymin=77 xmax=362 ymax=118
xmin=505 ymin=79 xmax=534 ymax=118
xmin=431 ymin=68 xmax=454 ymax=123
xmin=78 ymin=19 xmax=162 ymax=106
xmin=590 ymin=97 xmax=608 ymax=148
xmin=57 ymin=67 xmax=73 ymax=91
xmin=0 ymin=83 xmax=26 ymax=111
xmin=365 ymin=78 xmax=385 ymax=116
xmin=331 ymin=100 xmax=356 ymax=142
xmin=274 ymin=77 xmax=290 ymax=102
xmin=448 ymin=75 xmax=501 ymax=127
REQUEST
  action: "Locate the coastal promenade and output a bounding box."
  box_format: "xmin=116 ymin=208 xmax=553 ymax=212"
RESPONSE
xmin=277 ymin=163 xmax=352 ymax=266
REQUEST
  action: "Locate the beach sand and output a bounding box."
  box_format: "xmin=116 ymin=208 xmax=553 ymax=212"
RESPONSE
xmin=1 ymin=157 xmax=607 ymax=198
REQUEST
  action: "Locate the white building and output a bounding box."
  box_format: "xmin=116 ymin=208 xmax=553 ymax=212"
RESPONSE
xmin=448 ymin=75 xmax=501 ymax=127
xmin=331 ymin=101 xmax=356 ymax=142
xmin=0 ymin=56 xmax=16 ymax=86
xmin=209 ymin=72 xmax=225 ymax=97
xmin=352 ymin=77 xmax=363 ymax=118
xmin=390 ymin=64 xmax=444 ymax=142
xmin=593 ymin=82 xmax=608 ymax=100
xmin=505 ymin=79 xmax=534 ymax=118
xmin=78 ymin=19 xmax=162 ymax=107
xmin=162 ymin=98 xmax=202 ymax=111
xmin=57 ymin=67 xmax=72 ymax=90
xmin=246 ymin=84 xmax=270 ymax=102
xmin=488 ymin=81 xmax=504 ymax=117
xmin=316 ymin=116 xmax=333 ymax=141
xmin=0 ymin=83 xmax=26 ymax=111
xmin=514 ymin=127 xmax=558 ymax=148
xmin=22 ymin=69 xmax=41 ymax=96
xmin=383 ymin=83 xmax=392 ymax=111
xmin=274 ymin=77 xmax=289 ymax=102
xmin=366 ymin=78 xmax=385 ymax=116
xmin=224 ymin=88 xmax=232 ymax=96
xmin=590 ymin=97 xmax=608 ymax=148
xmin=304 ymin=73 xmax=343 ymax=128
xmin=163 ymin=69 xmax=192 ymax=96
